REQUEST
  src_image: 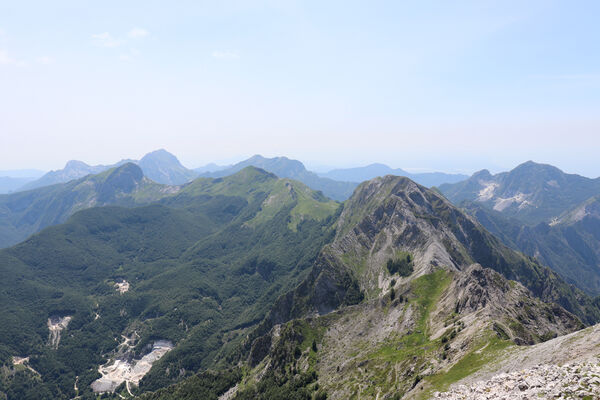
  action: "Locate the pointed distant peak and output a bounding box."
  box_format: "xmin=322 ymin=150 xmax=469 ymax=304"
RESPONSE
xmin=511 ymin=160 xmax=564 ymax=178
xmin=147 ymin=148 xmax=169 ymax=155
xmin=513 ymin=160 xmax=558 ymax=171
xmin=64 ymin=160 xmax=91 ymax=170
xmin=141 ymin=149 xmax=180 ymax=162
xmin=472 ymin=169 xmax=492 ymax=179
xmin=137 ymin=149 xmax=196 ymax=184
xmin=246 ymin=154 xmax=269 ymax=162
xmin=514 ymin=160 xmax=541 ymax=169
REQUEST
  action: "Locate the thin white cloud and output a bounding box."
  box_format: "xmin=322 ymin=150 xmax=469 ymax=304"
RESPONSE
xmin=128 ymin=28 xmax=149 ymax=39
xmin=92 ymin=32 xmax=123 ymax=48
xmin=212 ymin=50 xmax=240 ymax=60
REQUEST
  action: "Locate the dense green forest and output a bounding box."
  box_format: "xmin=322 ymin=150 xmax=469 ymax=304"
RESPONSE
xmin=0 ymin=167 xmax=340 ymax=399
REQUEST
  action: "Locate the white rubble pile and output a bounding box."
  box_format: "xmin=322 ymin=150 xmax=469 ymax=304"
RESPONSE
xmin=434 ymin=360 xmax=600 ymax=399
xmin=114 ymin=280 xmax=130 ymax=294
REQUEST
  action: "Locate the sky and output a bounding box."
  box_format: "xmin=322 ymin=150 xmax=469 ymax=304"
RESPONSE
xmin=1 ymin=0 xmax=599 ymax=176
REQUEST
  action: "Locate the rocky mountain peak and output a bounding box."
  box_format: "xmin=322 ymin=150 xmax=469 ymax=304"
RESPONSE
xmin=139 ymin=149 xmax=180 ymax=164
xmin=64 ymin=160 xmax=92 ymax=170
xmin=138 ymin=149 xmax=197 ymax=185
xmin=471 ymin=168 xmax=492 ymax=180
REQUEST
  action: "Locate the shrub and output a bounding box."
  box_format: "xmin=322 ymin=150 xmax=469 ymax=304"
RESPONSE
xmin=386 ymin=253 xmax=414 ymax=277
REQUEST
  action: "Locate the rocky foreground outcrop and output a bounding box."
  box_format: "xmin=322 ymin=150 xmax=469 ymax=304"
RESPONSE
xmin=434 ymin=361 xmax=600 ymax=399
xmin=434 ymin=323 xmax=600 ymax=399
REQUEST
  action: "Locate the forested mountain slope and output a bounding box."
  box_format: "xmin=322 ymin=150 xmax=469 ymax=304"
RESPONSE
xmin=0 ymin=163 xmax=170 ymax=248
xmin=0 ymin=167 xmax=339 ymax=399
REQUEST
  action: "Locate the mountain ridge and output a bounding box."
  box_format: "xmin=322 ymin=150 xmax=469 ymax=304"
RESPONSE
xmin=186 ymin=174 xmax=595 ymax=400
xmin=0 ymin=163 xmax=172 ymax=248
xmin=200 ymin=155 xmax=357 ymax=201
xmin=19 ymin=149 xmax=198 ymax=191
xmin=319 ymin=163 xmax=469 ymax=187
xmin=439 ymin=161 xmax=600 ymax=225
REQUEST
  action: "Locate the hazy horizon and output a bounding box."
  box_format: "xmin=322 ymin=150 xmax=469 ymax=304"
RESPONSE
xmin=2 ymin=1 xmax=599 ymax=177
xmin=1 ymin=149 xmax=599 ymax=181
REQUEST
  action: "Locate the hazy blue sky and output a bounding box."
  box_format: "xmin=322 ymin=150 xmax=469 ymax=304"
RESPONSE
xmin=1 ymin=1 xmax=599 ymax=176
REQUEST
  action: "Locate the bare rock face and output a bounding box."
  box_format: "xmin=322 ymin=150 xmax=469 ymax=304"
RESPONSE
xmin=47 ymin=315 xmax=72 ymax=349
xmin=434 ymin=264 xmax=582 ymax=345
xmin=328 ymin=175 xmax=596 ymax=325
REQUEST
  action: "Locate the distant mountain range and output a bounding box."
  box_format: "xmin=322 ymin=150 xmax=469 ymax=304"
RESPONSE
xmin=20 ymin=160 xmax=134 ymax=191
xmin=9 ymin=149 xmax=600 ymax=298
xmin=10 ymin=152 xmax=468 ymax=201
xmin=439 ymin=161 xmax=600 ymax=295
xmin=199 ymin=155 xmax=357 ymax=200
xmin=199 ymin=156 xmax=469 ymax=201
xmin=0 ymin=163 xmax=168 ymax=248
xmin=318 ymin=162 xmax=468 ymax=187
xmin=0 ymin=169 xmax=45 ymax=194
xmin=20 ymin=149 xmax=194 ymax=191
xmin=439 ymin=161 xmax=600 ymax=225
